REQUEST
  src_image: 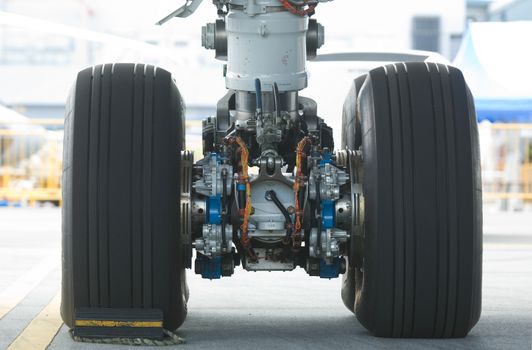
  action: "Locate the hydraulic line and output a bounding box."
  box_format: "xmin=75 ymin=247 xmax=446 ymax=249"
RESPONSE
xmin=255 ymin=78 xmax=263 ymax=113
xmin=224 ymin=135 xmax=256 ymax=260
xmin=272 ymin=82 xmax=280 ymax=120
xmin=293 ymin=136 xmax=312 ymax=249
xmin=265 ymin=190 xmax=293 ymax=241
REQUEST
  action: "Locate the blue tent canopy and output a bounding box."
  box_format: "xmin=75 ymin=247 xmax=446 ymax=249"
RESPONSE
xmin=475 ymin=99 xmax=532 ymax=123
xmin=453 ymin=22 xmax=532 ymax=123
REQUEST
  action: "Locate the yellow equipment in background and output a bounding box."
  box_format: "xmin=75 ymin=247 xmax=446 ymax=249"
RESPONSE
xmin=0 ymin=118 xmax=530 ymax=209
xmin=0 ymin=119 xmax=62 ymax=206
xmin=0 ymin=119 xmax=203 ymax=207
xmin=480 ymin=123 xmax=532 ymax=206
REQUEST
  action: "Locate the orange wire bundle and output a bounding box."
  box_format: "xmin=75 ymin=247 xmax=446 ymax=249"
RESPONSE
xmin=293 ymin=137 xmax=311 ymax=247
xmin=278 ymin=0 xmax=317 ymax=17
xmin=224 ymin=136 xmax=255 ymax=259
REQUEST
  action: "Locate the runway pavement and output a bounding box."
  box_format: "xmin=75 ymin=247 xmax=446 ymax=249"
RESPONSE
xmin=0 ymin=208 xmax=531 ymax=350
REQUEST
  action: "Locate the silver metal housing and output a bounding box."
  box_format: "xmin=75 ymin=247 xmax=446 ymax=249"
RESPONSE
xmin=195 ymin=224 xmax=234 ymax=257
xmin=247 ymin=158 xmax=295 ymax=242
xmin=309 ymin=227 xmax=349 ymax=262
xmin=225 ymin=3 xmax=309 ymax=92
xmin=193 ymin=155 xmax=233 ymax=197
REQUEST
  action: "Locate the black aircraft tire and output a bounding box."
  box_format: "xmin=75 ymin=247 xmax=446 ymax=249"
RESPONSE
xmin=342 ymin=62 xmax=482 ymax=338
xmin=341 ymin=74 xmax=366 ymax=151
xmin=61 ymin=63 xmax=188 ymax=331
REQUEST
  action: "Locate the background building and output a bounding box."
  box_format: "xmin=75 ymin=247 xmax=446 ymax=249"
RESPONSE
xmin=489 ymin=0 xmax=532 ymax=20
xmin=467 ymin=0 xmax=532 ymax=21
xmin=467 ymin=0 xmax=493 ymax=21
xmin=0 ymin=0 xmax=467 ymax=121
xmin=1 ymin=0 xmax=531 ymax=210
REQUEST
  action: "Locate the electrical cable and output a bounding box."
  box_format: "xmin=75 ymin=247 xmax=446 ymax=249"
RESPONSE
xmin=278 ymin=0 xmax=317 ymax=17
xmin=293 ymin=136 xmax=312 ymax=249
xmin=224 ymin=136 xmax=256 ymax=260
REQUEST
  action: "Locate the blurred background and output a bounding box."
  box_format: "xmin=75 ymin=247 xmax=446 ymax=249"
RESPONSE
xmin=1 ymin=2 xmax=532 ymax=349
xmin=0 ymin=0 xmax=531 ymax=212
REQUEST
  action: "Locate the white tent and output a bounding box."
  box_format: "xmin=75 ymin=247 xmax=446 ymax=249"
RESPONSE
xmin=453 ymin=21 xmax=532 ymax=122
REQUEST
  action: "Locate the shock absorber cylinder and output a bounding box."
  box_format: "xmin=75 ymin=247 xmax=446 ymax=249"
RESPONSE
xmin=225 ymin=0 xmax=309 ymax=93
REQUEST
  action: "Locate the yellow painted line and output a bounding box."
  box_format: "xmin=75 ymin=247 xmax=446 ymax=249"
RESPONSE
xmin=75 ymin=320 xmax=162 ymax=328
xmin=0 ymin=252 xmax=59 ymax=319
xmin=7 ymin=292 xmax=63 ymax=350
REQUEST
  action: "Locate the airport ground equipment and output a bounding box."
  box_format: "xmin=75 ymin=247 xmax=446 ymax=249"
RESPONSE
xmin=61 ymin=0 xmax=482 ymax=339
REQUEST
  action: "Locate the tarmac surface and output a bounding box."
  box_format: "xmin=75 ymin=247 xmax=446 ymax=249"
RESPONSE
xmin=0 ymin=208 xmax=531 ymax=350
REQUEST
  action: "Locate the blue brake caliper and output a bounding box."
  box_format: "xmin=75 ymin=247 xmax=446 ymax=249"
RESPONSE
xmin=318 ymin=152 xmax=341 ymax=279
xmin=200 ymin=153 xmax=223 ymax=279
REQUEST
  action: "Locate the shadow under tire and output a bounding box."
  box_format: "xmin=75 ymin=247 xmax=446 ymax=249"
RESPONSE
xmin=61 ymin=63 xmax=187 ymax=331
xmin=350 ymin=62 xmax=482 ymax=338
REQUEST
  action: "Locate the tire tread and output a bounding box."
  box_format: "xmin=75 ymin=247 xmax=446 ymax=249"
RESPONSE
xmin=347 ymin=62 xmax=482 ymax=338
xmin=61 ymin=63 xmax=186 ymax=330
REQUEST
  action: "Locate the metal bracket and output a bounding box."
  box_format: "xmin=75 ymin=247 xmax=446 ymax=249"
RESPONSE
xmin=156 ymin=0 xmax=205 ymax=25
